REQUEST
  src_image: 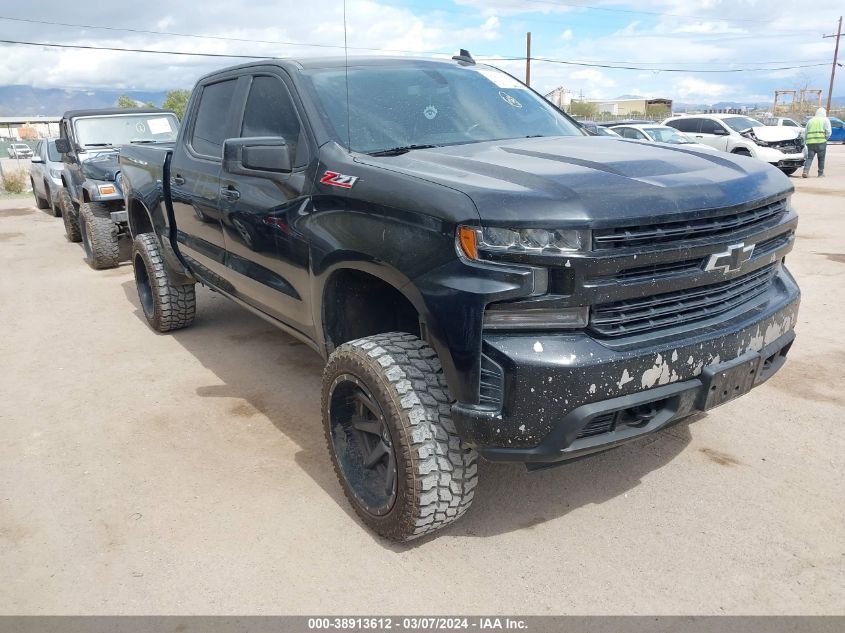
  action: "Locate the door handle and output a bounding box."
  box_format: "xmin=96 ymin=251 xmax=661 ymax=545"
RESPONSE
xmin=695 ymin=135 xmax=704 ymax=138
xmin=220 ymin=186 xmax=240 ymax=202
xmin=171 ymin=174 xmax=185 ymax=186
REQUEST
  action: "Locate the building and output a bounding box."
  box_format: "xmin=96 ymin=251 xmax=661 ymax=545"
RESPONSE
xmin=587 ymin=96 xmax=673 ymax=117
xmin=0 ymin=116 xmax=62 ymax=141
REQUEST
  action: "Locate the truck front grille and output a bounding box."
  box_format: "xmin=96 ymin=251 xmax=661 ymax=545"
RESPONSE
xmin=593 ymin=198 xmax=787 ymax=250
xmin=590 ymin=264 xmax=777 ymax=338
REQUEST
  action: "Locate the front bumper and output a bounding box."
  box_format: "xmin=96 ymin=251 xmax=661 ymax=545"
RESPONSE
xmin=452 ymin=268 xmax=800 ymax=465
xmin=756 ymin=146 xmax=804 ymax=168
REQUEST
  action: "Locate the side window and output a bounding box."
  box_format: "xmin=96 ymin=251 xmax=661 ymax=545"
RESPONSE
xmin=191 ymin=79 xmax=238 ymax=158
xmin=35 ymin=141 xmax=42 ymax=156
xmin=669 ymin=118 xmax=700 ymax=134
xmin=240 ymin=75 xmax=303 ymax=165
xmin=831 ymin=120 xmax=843 ymax=129
xmin=699 ymin=119 xmax=725 ymax=135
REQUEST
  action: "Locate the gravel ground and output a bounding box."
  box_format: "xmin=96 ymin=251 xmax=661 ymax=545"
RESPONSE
xmin=1 ymin=149 xmax=843 ymax=615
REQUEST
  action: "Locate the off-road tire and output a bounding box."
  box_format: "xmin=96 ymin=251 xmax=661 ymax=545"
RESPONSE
xmin=323 ymin=332 xmax=478 ymax=541
xmin=31 ymin=179 xmax=50 ymax=209
xmin=58 ymin=189 xmax=81 ymax=242
xmin=132 ymin=233 xmax=196 ymax=332
xmin=79 ymin=202 xmax=119 ymax=269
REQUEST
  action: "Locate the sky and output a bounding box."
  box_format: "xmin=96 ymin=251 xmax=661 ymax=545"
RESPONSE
xmin=0 ymin=0 xmax=841 ymax=104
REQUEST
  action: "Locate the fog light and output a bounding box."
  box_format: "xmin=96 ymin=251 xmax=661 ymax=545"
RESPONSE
xmin=484 ymin=305 xmax=589 ymax=330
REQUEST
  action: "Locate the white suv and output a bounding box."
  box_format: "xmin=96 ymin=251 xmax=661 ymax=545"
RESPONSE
xmin=663 ymin=114 xmax=804 ymax=175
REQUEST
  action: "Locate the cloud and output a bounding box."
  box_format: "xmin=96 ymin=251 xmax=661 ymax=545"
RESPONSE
xmin=673 ymin=77 xmax=731 ymax=101
xmin=560 ymin=29 xmax=573 ymax=41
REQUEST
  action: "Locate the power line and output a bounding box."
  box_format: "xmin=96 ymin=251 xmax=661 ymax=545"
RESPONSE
xmin=0 ymin=14 xmax=824 ymax=53
xmin=0 ymin=37 xmax=831 ymax=74
xmin=0 ymin=38 xmax=270 ymax=59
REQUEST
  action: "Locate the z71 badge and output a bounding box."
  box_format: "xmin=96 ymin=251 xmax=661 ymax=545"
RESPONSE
xmin=320 ymin=171 xmax=359 ymax=189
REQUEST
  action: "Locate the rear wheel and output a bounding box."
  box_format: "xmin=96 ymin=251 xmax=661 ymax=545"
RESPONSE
xmin=79 ymin=202 xmax=120 ymax=269
xmin=31 ymin=179 xmax=50 ymax=209
xmin=132 ymin=233 xmax=196 ymax=332
xmin=58 ymin=189 xmax=81 ymax=242
xmin=323 ymin=332 xmax=478 ymax=541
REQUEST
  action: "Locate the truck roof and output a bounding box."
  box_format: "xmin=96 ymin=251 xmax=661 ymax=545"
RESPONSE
xmin=62 ymin=107 xmax=174 ymax=120
xmin=196 ymin=55 xmax=481 ymax=80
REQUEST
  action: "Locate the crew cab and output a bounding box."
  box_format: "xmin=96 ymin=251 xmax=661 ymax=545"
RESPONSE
xmin=55 ymin=107 xmax=179 ymax=268
xmin=119 ymin=55 xmax=800 ymax=541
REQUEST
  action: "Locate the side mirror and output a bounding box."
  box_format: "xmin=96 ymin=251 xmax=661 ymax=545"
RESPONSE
xmin=55 ymin=138 xmax=71 ymax=153
xmin=713 ymin=128 xmax=728 ymax=136
xmin=31 ymin=155 xmax=44 ymax=163
xmin=223 ymin=137 xmax=291 ymax=177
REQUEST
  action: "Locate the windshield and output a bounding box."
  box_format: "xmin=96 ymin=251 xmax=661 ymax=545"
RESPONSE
xmin=73 ymin=113 xmax=179 ymax=147
xmin=722 ymin=116 xmax=763 ymax=132
xmin=643 ymin=127 xmax=695 ymax=144
xmin=47 ymin=140 xmax=61 ymax=161
xmin=304 ymin=63 xmax=582 ymax=153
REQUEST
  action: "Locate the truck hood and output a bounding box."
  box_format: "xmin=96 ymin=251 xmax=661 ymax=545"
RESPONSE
xmin=358 ymin=136 xmax=792 ymax=226
xmin=79 ymin=150 xmax=120 ymax=182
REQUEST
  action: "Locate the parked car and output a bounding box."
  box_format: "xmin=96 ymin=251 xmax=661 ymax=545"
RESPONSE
xmin=579 ymin=121 xmax=621 ymax=136
xmin=828 ymin=117 xmax=845 ymax=143
xmin=761 ymin=117 xmax=802 ymax=129
xmin=29 ymin=138 xmax=64 ymax=216
xmin=663 ymin=114 xmax=804 ymax=175
xmin=55 ymin=107 xmax=179 ymax=269
xmin=7 ymin=143 xmax=34 ymax=159
xmin=120 ymin=55 xmax=799 ymax=542
xmin=608 ymin=124 xmax=719 ymax=152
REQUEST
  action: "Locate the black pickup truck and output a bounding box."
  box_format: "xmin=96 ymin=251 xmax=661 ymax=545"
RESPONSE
xmin=55 ymin=107 xmax=179 ymax=268
xmin=119 ymin=55 xmax=800 ymax=541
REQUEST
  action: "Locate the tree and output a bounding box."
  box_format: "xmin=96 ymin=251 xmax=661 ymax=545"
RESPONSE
xmin=18 ymin=124 xmax=38 ymax=140
xmin=117 ymin=94 xmax=137 ymax=108
xmin=568 ymin=100 xmax=598 ymax=118
xmin=162 ymin=89 xmax=191 ymax=120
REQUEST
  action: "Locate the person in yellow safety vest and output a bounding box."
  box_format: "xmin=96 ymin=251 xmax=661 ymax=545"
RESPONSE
xmin=803 ymin=107 xmax=832 ymax=178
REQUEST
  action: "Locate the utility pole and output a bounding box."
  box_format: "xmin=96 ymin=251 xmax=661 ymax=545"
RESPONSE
xmin=823 ymin=16 xmax=842 ymax=113
xmin=525 ymin=32 xmax=532 ymax=87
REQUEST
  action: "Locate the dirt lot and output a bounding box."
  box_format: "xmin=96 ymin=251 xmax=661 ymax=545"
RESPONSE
xmin=1 ymin=148 xmax=843 ymax=615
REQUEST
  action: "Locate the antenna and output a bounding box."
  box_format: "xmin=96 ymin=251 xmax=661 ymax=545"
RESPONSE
xmin=343 ymin=0 xmax=351 ymax=153
xmin=452 ymin=49 xmax=475 ymax=65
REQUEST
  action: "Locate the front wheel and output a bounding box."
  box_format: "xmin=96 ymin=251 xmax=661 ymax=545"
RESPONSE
xmin=79 ymin=202 xmax=119 ymax=269
xmin=132 ymin=233 xmax=196 ymax=332
xmin=58 ymin=189 xmax=81 ymax=242
xmin=323 ymin=332 xmax=478 ymax=541
xmin=31 ymin=179 xmax=50 ymax=209
xmin=780 ymin=167 xmax=799 ymax=176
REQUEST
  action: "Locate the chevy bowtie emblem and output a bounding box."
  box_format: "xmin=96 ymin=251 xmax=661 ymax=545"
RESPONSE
xmin=705 ymin=242 xmax=755 ymax=273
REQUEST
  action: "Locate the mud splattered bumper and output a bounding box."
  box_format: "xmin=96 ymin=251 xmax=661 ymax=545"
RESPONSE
xmin=452 ymin=267 xmax=800 ymax=464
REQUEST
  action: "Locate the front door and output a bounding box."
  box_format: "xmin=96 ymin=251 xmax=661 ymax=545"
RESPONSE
xmin=218 ymin=72 xmax=314 ymax=337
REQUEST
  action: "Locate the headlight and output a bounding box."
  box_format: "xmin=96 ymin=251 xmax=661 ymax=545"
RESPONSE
xmin=50 ymin=169 xmax=63 ymax=179
xmin=458 ymin=225 xmax=589 ymax=260
xmin=740 ymin=130 xmax=770 ymax=147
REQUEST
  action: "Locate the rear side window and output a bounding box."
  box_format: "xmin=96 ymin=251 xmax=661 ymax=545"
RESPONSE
xmin=618 ymin=127 xmax=646 ymax=140
xmin=240 ymin=76 xmax=303 ymax=163
xmin=191 ymin=79 xmax=237 ymax=157
xmin=668 ymin=118 xmax=700 ymax=134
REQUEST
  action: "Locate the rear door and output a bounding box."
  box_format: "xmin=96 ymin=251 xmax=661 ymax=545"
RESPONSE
xmin=169 ymin=75 xmax=242 ymax=280
xmin=218 ymin=71 xmax=315 ymax=336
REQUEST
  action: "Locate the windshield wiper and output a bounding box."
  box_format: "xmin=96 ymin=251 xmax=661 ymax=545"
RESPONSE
xmin=368 ymin=144 xmax=440 ymax=157
xmin=129 ymin=139 xmax=160 ymax=144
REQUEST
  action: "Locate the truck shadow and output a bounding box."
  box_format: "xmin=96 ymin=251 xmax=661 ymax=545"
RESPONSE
xmin=121 ymin=281 xmax=698 ymax=547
